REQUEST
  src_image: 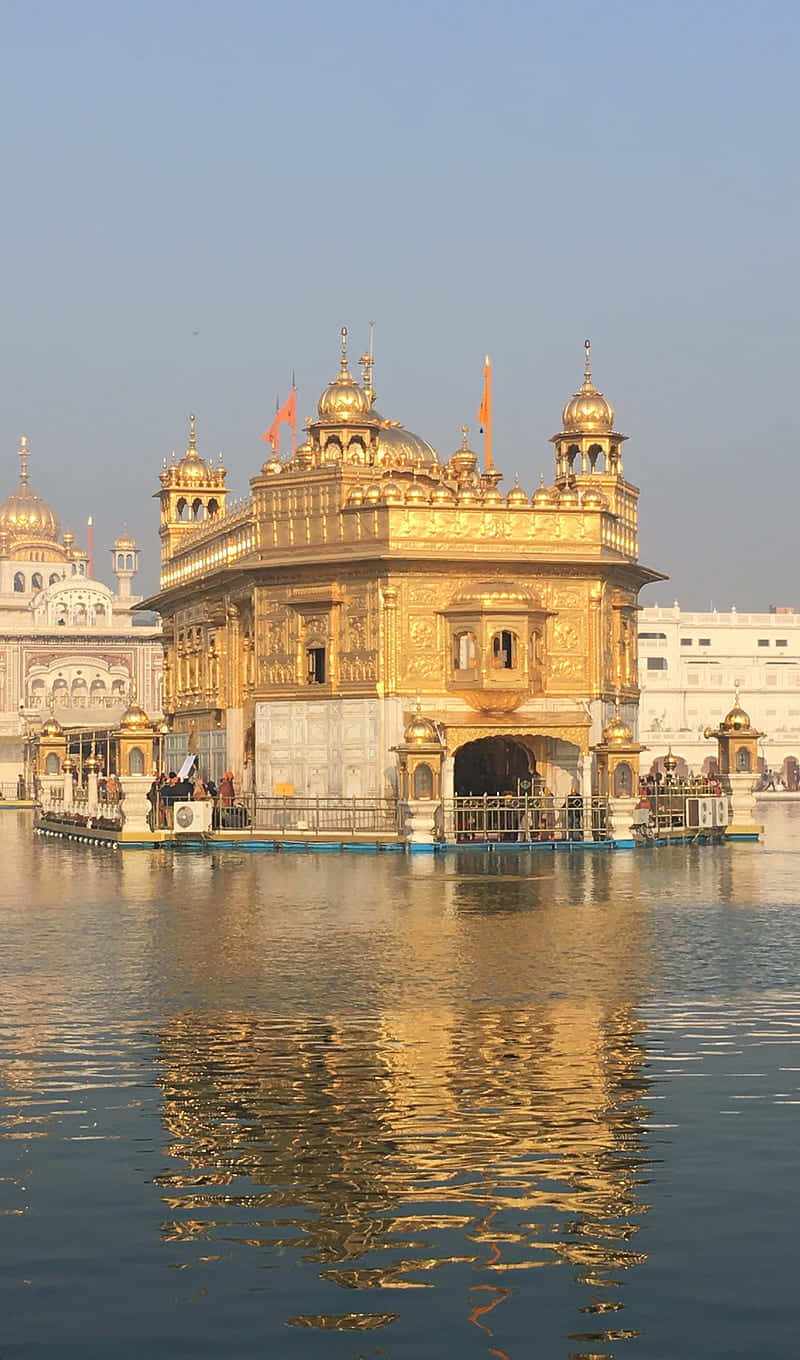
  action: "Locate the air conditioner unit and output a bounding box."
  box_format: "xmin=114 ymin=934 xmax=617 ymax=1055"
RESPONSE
xmin=173 ymin=801 xmax=213 ymax=833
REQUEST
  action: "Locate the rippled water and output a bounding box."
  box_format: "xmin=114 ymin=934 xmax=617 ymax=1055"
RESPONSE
xmin=2 ymin=808 xmax=800 ymax=1358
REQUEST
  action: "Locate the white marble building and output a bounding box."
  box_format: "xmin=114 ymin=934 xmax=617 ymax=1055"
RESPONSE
xmin=0 ymin=438 xmax=162 ymax=786
xmin=638 ymin=603 xmax=800 ymax=778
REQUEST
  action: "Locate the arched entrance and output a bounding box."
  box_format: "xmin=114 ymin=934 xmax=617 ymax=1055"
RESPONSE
xmin=454 ymin=736 xmax=535 ymax=796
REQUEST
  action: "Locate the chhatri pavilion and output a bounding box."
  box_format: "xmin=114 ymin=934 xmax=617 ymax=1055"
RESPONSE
xmin=144 ymin=334 xmax=663 ymax=800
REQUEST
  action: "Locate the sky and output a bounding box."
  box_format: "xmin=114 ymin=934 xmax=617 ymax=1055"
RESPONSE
xmin=0 ymin=0 xmax=797 ymax=605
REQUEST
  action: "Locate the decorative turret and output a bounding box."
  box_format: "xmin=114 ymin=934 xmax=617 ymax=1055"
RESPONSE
xmin=157 ymin=415 xmax=229 ymax=565
xmin=551 ymin=341 xmax=626 ymax=484
xmin=112 ymin=532 xmax=139 ymax=599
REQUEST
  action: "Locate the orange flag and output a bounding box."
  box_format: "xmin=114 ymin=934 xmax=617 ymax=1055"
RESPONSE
xmin=477 ymin=355 xmax=493 ymax=470
xmin=262 ymin=384 xmax=297 ymax=455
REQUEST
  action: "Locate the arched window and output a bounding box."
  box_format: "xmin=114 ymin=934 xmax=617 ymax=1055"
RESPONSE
xmin=45 ymin=753 xmax=60 ymax=775
xmin=491 ymin=630 xmax=518 ymax=670
xmin=55 ymin=604 xmax=67 ymax=626
xmin=413 ymin=763 xmax=434 ymax=799
xmin=453 ymin=630 xmax=477 ymax=671
xmin=13 ymin=572 xmax=24 ymax=592
xmin=90 ymin=679 xmax=106 ymax=704
xmin=192 ymin=499 xmax=205 ymax=521
xmin=125 ymin=554 xmax=133 ymax=570
xmin=116 ymin=554 xmax=125 ymax=571
xmin=588 ymin=443 xmax=604 ymax=472
xmin=29 ymin=678 xmax=45 ymax=706
xmin=74 ymin=604 xmax=87 ymax=626
xmin=52 ymin=678 xmax=68 ymax=703
xmin=176 ymin=498 xmax=189 ymax=521
xmin=736 ymin=747 xmax=752 ymax=773
xmin=31 ymin=572 xmax=43 ymax=591
xmin=78 ymin=563 xmax=86 ymax=575
xmin=566 ymin=444 xmax=579 ymax=473
xmin=49 ymin=572 xmax=60 ymax=586
xmin=613 ymin=762 xmax=633 ymax=796
xmin=93 ymin=604 xmax=106 ymax=625
xmin=208 ymin=499 xmax=219 ymax=518
xmin=128 ymin=746 xmax=145 ymax=775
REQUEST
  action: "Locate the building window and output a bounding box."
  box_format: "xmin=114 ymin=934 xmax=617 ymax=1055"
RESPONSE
xmin=646 ymin=656 xmax=668 ymax=670
xmin=13 ymin=572 xmax=24 ymax=592
xmin=758 ymin=639 xmax=769 ymax=646
xmin=128 ymin=747 xmax=145 ymax=775
xmin=413 ymin=763 xmax=434 ymax=799
xmin=306 ymin=646 xmax=326 ymax=684
xmin=736 ymin=747 xmax=752 ymax=773
xmin=491 ymin=630 xmax=517 ymax=670
xmin=31 ymin=572 xmax=43 ymax=591
xmin=777 ymin=639 xmax=788 ymax=647
xmin=681 ymin=638 xmax=693 ymax=646
xmin=699 ymin=638 xmax=711 ymax=646
xmin=453 ymin=630 xmax=477 ymax=671
xmin=45 ymin=753 xmax=60 ymax=775
xmin=49 ymin=573 xmax=60 ymax=585
xmin=639 ymin=632 xmax=667 ymax=641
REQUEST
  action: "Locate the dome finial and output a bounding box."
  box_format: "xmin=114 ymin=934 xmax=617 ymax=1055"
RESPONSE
xmin=359 ymin=321 xmax=376 ymax=404
xmin=188 ymin=414 xmax=197 ymax=454
xmin=584 ymin=338 xmax=592 ymax=385
xmin=19 ymin=436 xmax=29 ymax=484
xmin=340 ymin=326 xmax=349 ymax=374
xmin=461 ymin=425 xmax=469 ymax=450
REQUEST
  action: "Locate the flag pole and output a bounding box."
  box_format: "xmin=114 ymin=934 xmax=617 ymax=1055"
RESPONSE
xmin=484 ymin=355 xmax=493 ymax=472
xmin=291 ymin=370 xmax=297 ymax=455
xmin=87 ymin=515 xmax=93 ymax=579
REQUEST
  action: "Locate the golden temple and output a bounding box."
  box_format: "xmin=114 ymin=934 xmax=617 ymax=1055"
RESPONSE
xmin=144 ymin=333 xmax=663 ymax=800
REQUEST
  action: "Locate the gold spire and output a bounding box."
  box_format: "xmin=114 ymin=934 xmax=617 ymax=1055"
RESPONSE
xmin=188 ymin=414 xmax=197 ymax=454
xmin=584 ymin=338 xmax=592 ymax=384
xmin=19 ymin=436 xmax=29 ymax=484
xmin=339 ymin=326 xmax=350 ymax=376
xmin=561 ymin=339 xmax=615 ymax=434
xmin=359 ymin=321 xmax=376 ymax=404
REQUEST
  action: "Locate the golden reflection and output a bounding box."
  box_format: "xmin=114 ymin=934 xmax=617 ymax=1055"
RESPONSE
xmin=154 ymin=993 xmax=651 ymax=1353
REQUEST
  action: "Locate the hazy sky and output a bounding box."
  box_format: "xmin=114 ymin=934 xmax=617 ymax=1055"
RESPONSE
xmin=0 ymin=0 xmax=797 ymax=605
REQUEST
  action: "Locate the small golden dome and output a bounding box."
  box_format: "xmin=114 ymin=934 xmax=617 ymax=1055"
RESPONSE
xmin=347 ymin=485 xmax=365 ymax=506
xmin=261 ymin=456 xmax=282 ymax=475
xmin=482 ymin=485 xmax=504 ymax=506
xmin=113 ymin=532 xmax=137 ymax=550
xmin=405 ymin=482 xmax=429 ymax=505
xmin=364 ymin=483 xmax=383 ymax=505
xmin=559 ymin=485 xmax=580 ymax=506
xmin=404 ymin=708 xmax=439 ymax=745
xmin=506 ymin=477 xmax=529 ymax=507
xmin=721 ymin=694 xmax=751 ymax=732
xmin=0 ymin=438 xmax=61 ymax=544
xmin=561 ymin=341 xmax=615 ymax=434
xmin=457 ymin=484 xmax=481 ymax=505
xmin=582 ymin=486 xmax=608 ymax=509
xmin=663 ymin=747 xmax=678 ymax=772
xmin=431 ymin=483 xmax=456 ymax=505
xmin=451 ymin=580 xmax=537 ymax=611
xmin=120 ymin=701 xmax=154 ymax=733
xmin=532 ymin=479 xmax=558 ymax=507
xmin=602 ymin=712 xmax=633 ymax=746
xmin=449 ymin=426 xmax=479 ymax=480
xmin=84 ymin=752 xmax=101 ymax=774
xmin=61 ymin=754 xmax=76 ymax=774
xmin=375 ymin=423 xmax=438 ymax=468
xmin=382 ymin=480 xmax=403 ymax=504
xmin=40 ymin=714 xmax=63 ymax=738
xmin=176 ymin=415 xmax=212 ymax=484
xmin=318 ymin=328 xmax=373 ymax=421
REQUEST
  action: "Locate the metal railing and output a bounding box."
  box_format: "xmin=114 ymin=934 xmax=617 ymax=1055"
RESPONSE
xmin=447 ymin=794 xmax=610 ymax=843
xmin=0 ymin=780 xmax=34 ymax=801
xmin=150 ymin=793 xmax=401 ymax=835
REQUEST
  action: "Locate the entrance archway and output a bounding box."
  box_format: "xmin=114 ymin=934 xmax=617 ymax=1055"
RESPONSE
xmin=454 ymin=736 xmax=535 ymax=796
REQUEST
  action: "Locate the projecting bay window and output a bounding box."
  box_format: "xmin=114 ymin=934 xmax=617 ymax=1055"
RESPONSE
xmin=491 ymin=630 xmax=518 ymax=670
xmin=306 ymin=646 xmax=326 ymax=685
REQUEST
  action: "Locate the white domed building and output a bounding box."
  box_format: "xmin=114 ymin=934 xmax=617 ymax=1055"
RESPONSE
xmin=0 ymin=438 xmax=162 ymax=788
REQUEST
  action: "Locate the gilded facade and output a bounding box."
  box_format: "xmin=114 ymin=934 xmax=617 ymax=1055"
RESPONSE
xmin=145 ymin=334 xmax=662 ymax=796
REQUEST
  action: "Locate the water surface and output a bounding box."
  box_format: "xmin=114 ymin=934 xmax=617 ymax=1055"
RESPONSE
xmin=2 ymin=809 xmax=800 ymax=1358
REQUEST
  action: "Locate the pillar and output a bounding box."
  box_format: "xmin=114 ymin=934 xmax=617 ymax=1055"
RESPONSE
xmin=118 ymin=775 xmax=158 ymax=842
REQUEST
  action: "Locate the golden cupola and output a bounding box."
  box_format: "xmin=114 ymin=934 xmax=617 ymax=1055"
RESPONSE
xmin=175 ymin=415 xmax=212 ymax=484
xmin=561 ymin=341 xmax=615 ymax=434
xmin=602 ymin=711 xmax=634 ymax=746
xmin=317 ymin=328 xmax=374 ymax=422
xmin=0 ymin=437 xmax=61 ymax=544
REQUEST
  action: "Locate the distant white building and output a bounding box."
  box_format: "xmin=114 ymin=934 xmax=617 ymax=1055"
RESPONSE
xmin=638 ymin=603 xmax=800 ymax=781
xmin=0 ymin=437 xmax=162 ymax=786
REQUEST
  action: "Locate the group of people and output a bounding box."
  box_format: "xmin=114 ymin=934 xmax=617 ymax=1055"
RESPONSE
xmin=147 ymin=768 xmax=237 ymax=829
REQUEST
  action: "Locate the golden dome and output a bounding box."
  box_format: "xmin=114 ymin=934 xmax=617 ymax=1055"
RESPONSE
xmin=448 ymin=427 xmax=479 ymax=480
xmin=113 ymin=532 xmax=137 ymax=550
xmin=375 ymin=423 xmax=438 ymax=468
xmin=457 ymin=484 xmax=481 ymax=505
xmin=561 ymin=341 xmax=615 ymax=434
xmin=404 ymin=706 xmax=439 ymax=745
xmin=261 ymin=456 xmax=282 ymax=475
xmin=120 ymin=701 xmax=154 ymax=733
xmin=602 ymin=712 xmax=633 ymax=746
xmin=431 ymin=483 xmax=456 ymax=505
xmin=382 ymin=480 xmax=403 ymax=504
xmin=364 ymin=483 xmax=383 ymax=505
xmin=405 ymin=482 xmax=429 ymax=505
xmin=84 ymin=752 xmax=101 ymax=774
xmin=506 ymin=477 xmax=529 ymax=507
xmin=347 ymin=485 xmax=365 ymax=506
xmin=663 ymin=747 xmax=678 ymax=772
xmin=318 ymin=328 xmax=373 ymax=421
xmin=482 ymin=485 xmax=504 ymax=506
xmin=176 ymin=415 xmax=212 ymax=484
xmin=582 ymin=486 xmax=608 ymax=509
xmin=532 ymin=478 xmax=558 ymax=507
xmin=40 ymin=714 xmax=63 ymax=738
xmin=721 ymin=694 xmax=751 ymax=732
xmin=0 ymin=438 xmax=61 ymax=544
xmin=559 ymin=485 xmax=580 ymax=506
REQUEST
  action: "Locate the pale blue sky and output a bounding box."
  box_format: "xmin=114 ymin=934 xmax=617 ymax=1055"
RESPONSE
xmin=0 ymin=0 xmax=797 ymax=604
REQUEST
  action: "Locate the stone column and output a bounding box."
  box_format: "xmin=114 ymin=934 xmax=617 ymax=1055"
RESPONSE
xmin=580 ymin=753 xmax=593 ymax=798
xmin=441 ymin=753 xmax=455 ymax=841
xmin=118 ymin=775 xmax=156 ymax=840
xmin=62 ymin=769 xmax=74 ymax=810
xmin=607 ymin=795 xmax=638 ymax=848
xmin=723 ymin=773 xmax=762 ymax=839
xmin=401 ymin=798 xmax=441 ymax=849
